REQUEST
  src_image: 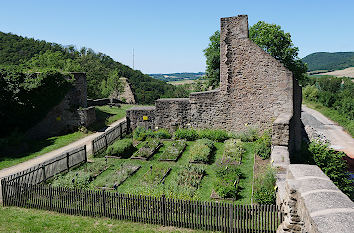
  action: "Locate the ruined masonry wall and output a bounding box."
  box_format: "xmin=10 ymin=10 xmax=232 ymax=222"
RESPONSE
xmin=25 ymin=73 xmax=93 ymax=140
xmin=126 ymin=15 xmax=301 ymax=146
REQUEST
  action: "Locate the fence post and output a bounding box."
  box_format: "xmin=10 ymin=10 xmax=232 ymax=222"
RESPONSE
xmin=162 ymin=195 xmax=166 ymax=226
xmin=1 ymin=179 xmax=7 ymax=206
xmin=84 ymin=145 xmax=87 ymax=162
xmin=92 ymin=140 xmax=95 ymax=155
xmin=66 ymin=152 xmax=70 ymax=171
xmin=104 ymin=135 xmax=108 ymax=150
xmin=103 ymin=190 xmax=107 ymax=217
xmin=42 ymin=165 xmax=46 ymax=182
xmin=119 ymin=123 xmax=123 ymax=138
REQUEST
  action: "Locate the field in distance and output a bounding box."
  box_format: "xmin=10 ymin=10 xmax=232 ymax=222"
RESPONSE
xmin=317 ymin=67 xmax=354 ymax=78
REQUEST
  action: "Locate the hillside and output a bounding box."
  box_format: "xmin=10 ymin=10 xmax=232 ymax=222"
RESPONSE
xmin=302 ymin=52 xmax=354 ymax=71
xmin=149 ymin=72 xmax=205 ymax=82
xmin=0 ymin=31 xmax=185 ymax=104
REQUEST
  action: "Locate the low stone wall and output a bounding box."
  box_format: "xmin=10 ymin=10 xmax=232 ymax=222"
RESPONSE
xmin=126 ymin=106 xmax=155 ymax=130
xmin=87 ymin=98 xmax=123 ymax=107
xmin=155 ymin=98 xmax=190 ymax=130
xmin=277 ymin=164 xmax=354 ymax=233
xmin=78 ymin=107 xmax=96 ymax=127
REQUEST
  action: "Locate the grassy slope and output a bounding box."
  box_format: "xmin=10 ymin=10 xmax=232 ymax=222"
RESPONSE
xmin=0 ymin=131 xmax=88 ymax=170
xmin=61 ymin=140 xmax=255 ymax=203
xmin=303 ymin=99 xmax=354 ymax=137
xmin=0 ymin=105 xmax=135 ymax=170
xmin=0 ymin=206 xmax=206 ymax=233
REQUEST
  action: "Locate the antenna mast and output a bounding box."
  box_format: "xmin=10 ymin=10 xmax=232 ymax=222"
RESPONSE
xmin=132 ymin=48 xmax=134 ymax=69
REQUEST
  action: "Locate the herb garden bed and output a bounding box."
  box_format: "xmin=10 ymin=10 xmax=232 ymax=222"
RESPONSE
xmin=159 ymin=140 xmax=186 ymax=162
xmin=131 ymin=139 xmax=162 ymax=160
xmin=94 ymin=162 xmax=141 ymax=189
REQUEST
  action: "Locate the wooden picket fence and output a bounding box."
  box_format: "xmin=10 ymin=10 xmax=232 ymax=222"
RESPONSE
xmin=2 ymin=145 xmax=87 ymax=185
xmin=1 ymin=180 xmax=283 ymax=232
xmin=92 ymin=120 xmax=129 ymax=155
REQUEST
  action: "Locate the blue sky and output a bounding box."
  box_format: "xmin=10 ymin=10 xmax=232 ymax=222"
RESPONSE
xmin=1 ymin=0 xmax=353 ymax=73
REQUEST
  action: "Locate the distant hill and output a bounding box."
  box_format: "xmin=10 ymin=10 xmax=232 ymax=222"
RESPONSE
xmin=302 ymin=52 xmax=354 ymax=71
xmin=0 ymin=31 xmax=185 ymax=104
xmin=149 ymin=72 xmax=205 ymax=82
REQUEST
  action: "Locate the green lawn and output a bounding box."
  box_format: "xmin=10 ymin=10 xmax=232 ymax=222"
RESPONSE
xmin=51 ymin=140 xmax=255 ymax=204
xmin=0 ymin=206 xmax=207 ymax=233
xmin=0 ymin=131 xmax=88 ymax=170
xmin=0 ymin=104 xmax=138 ymax=171
xmin=303 ymin=99 xmax=354 ymax=137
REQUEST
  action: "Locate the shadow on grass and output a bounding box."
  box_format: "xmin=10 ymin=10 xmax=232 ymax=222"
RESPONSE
xmin=0 ymin=136 xmax=56 ymax=162
xmin=87 ymin=108 xmax=114 ymax=132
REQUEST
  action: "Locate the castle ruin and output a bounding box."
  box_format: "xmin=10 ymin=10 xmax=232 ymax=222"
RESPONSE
xmin=127 ymin=15 xmax=302 ymax=154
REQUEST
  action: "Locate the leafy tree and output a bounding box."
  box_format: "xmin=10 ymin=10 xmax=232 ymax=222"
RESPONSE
xmin=203 ymin=31 xmax=220 ymax=88
xmin=203 ymin=21 xmax=308 ymax=87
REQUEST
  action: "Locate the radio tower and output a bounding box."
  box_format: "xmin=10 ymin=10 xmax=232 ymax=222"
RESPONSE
xmin=132 ymin=48 xmax=134 ymax=69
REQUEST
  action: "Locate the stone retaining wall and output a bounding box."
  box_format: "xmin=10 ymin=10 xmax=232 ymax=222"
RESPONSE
xmin=277 ymin=164 xmax=354 ymax=233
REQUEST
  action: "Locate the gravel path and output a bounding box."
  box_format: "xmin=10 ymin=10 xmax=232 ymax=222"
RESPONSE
xmin=0 ymin=118 xmax=126 ymax=181
xmin=302 ymin=105 xmax=354 ymax=158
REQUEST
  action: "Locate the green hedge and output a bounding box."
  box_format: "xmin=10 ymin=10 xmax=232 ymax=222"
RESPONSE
xmin=308 ymin=141 xmax=353 ymax=199
xmin=106 ymin=138 xmax=134 ymax=158
xmin=133 ymin=127 xmax=171 ymax=141
xmin=253 ymin=166 xmax=276 ymax=204
xmin=174 ymin=128 xmax=198 ymax=141
xmin=254 ymin=131 xmax=271 ymax=159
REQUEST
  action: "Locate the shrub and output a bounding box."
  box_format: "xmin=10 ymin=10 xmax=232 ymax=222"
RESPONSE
xmin=214 ymin=159 xmax=242 ymax=198
xmin=254 ymin=131 xmax=271 ymax=159
xmin=223 ymin=139 xmax=244 ymax=164
xmin=154 ymin=128 xmax=171 ymax=139
xmin=189 ymin=139 xmax=214 ymax=163
xmin=231 ymin=127 xmax=259 ymax=142
xmin=133 ymin=126 xmax=153 ymax=141
xmin=303 ymin=85 xmax=319 ymax=102
xmin=197 ymin=128 xmax=229 ymax=142
xmin=106 ymin=138 xmax=134 ymax=158
xmin=308 ymin=141 xmax=353 ymax=198
xmin=174 ymin=128 xmax=198 ymax=141
xmin=253 ymin=166 xmax=276 ymax=204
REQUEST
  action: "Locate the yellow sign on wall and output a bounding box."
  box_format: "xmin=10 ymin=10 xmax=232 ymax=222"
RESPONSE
xmin=143 ymin=116 xmax=148 ymax=121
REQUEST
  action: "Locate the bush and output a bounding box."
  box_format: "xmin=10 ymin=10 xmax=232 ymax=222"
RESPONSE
xmin=197 ymin=128 xmax=229 ymax=142
xmin=154 ymin=128 xmax=171 ymax=139
xmin=303 ymin=85 xmax=319 ymax=102
xmin=308 ymin=141 xmax=353 ymax=198
xmin=253 ymin=166 xmax=276 ymax=204
xmin=133 ymin=126 xmax=154 ymax=141
xmin=106 ymin=138 xmax=134 ymax=158
xmin=223 ymin=139 xmax=244 ymax=164
xmin=214 ymin=159 xmax=242 ymax=198
xmin=189 ymin=139 xmax=214 ymax=163
xmin=231 ymin=127 xmax=259 ymax=142
xmin=254 ymin=131 xmax=271 ymax=159
xmin=174 ymin=128 xmax=198 ymax=141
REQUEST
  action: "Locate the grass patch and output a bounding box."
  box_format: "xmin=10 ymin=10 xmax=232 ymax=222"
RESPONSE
xmin=0 ymin=131 xmax=88 ymax=170
xmin=0 ymin=206 xmax=204 ymax=233
xmin=88 ymin=104 xmax=136 ymax=131
xmin=0 ymin=104 xmax=138 ymax=170
xmin=304 ymin=99 xmax=354 ymax=137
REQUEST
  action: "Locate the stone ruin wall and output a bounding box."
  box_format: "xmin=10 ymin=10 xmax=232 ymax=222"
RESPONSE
xmin=110 ymin=77 xmax=136 ymax=104
xmin=25 ymin=72 xmax=96 ymax=140
xmin=127 ymin=15 xmax=301 ymax=153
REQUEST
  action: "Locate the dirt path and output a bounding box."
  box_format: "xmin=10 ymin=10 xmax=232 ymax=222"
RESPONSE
xmin=0 ymin=118 xmax=126 ymax=181
xmin=302 ymin=105 xmax=354 ymax=158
